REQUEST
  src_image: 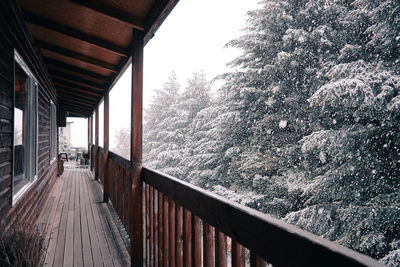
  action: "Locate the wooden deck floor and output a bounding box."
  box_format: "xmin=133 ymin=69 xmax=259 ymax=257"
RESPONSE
xmin=38 ymin=168 xmax=130 ymax=267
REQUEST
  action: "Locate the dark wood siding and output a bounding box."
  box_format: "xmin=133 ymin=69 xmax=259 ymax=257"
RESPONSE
xmin=0 ymin=0 xmax=57 ymax=229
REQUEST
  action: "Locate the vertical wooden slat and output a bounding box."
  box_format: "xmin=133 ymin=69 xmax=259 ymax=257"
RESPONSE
xmin=130 ymin=28 xmax=144 ymax=267
xmin=154 ymin=189 xmax=159 ymax=267
xmin=215 ymin=231 xmax=227 ymax=267
xmin=103 ymin=92 xmax=109 ymax=202
xmin=146 ymin=185 xmax=150 ymax=267
xmin=250 ymin=252 xmax=266 ymax=267
xmin=183 ymin=209 xmax=192 ymax=267
xmin=176 ymin=204 xmax=183 ymax=267
xmin=232 ymin=240 xmax=245 ymax=267
xmin=203 ymin=222 xmax=214 ymax=267
xmin=169 ymin=200 xmax=176 ymax=267
xmin=192 ymin=215 xmax=202 ymax=267
xmin=158 ymin=191 xmax=164 ymax=267
xmin=149 ymin=186 xmax=154 ymax=266
xmin=163 ymin=196 xmax=169 ymax=267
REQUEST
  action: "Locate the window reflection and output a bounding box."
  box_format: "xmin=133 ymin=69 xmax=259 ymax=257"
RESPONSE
xmin=14 ymin=63 xmax=28 ymax=192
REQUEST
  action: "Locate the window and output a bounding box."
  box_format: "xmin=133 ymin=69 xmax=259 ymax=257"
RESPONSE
xmin=50 ymin=102 xmax=57 ymax=162
xmin=13 ymin=50 xmax=38 ymax=203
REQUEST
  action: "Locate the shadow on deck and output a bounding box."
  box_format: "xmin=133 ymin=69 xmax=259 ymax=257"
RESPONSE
xmin=38 ymin=168 xmax=130 ymax=267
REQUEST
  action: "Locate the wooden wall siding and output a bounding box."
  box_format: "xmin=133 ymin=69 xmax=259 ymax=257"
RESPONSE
xmin=38 ymin=90 xmax=50 ymax=178
xmin=0 ymin=0 xmax=57 ymax=229
xmin=0 ymin=30 xmax=13 ymax=224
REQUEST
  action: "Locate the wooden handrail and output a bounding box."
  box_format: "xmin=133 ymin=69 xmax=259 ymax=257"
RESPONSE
xmin=109 ymin=151 xmax=130 ymax=170
xmin=142 ymin=167 xmax=383 ymax=267
xmin=89 ymin=147 xmax=383 ymax=267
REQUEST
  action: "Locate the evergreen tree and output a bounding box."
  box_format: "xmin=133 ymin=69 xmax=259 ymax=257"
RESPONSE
xmin=142 ymin=0 xmax=400 ymax=263
xmin=143 ymin=71 xmax=185 ymax=177
xmin=214 ymin=0 xmax=400 ymax=263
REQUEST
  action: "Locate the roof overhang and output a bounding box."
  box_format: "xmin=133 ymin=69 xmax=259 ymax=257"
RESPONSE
xmin=16 ymin=0 xmax=178 ymax=117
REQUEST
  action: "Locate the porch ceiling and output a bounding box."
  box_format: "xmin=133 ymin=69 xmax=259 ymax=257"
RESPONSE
xmin=17 ymin=0 xmax=178 ymax=117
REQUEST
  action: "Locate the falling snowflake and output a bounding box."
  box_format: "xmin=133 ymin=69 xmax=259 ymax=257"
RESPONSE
xmin=279 ymin=120 xmax=288 ymax=129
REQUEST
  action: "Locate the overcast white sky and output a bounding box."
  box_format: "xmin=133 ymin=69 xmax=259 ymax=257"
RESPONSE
xmin=69 ymin=0 xmax=260 ymax=148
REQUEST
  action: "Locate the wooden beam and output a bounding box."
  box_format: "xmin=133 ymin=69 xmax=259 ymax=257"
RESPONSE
xmin=55 ymin=86 xmax=102 ymax=103
xmin=103 ymin=92 xmax=109 ymax=202
xmin=44 ymin=57 xmax=110 ymax=81
xmin=61 ymin=99 xmax=94 ymax=109
xmin=58 ymin=94 xmax=96 ymax=107
xmin=48 ymin=69 xmax=105 ymax=89
xmin=130 ymin=29 xmax=144 ymax=267
xmin=60 ymin=104 xmax=92 ymax=116
xmin=24 ymin=12 xmax=128 ymax=57
xmin=70 ymin=0 xmax=145 ymax=31
xmin=51 ymin=73 xmax=105 ymax=91
xmin=37 ymin=40 xmax=118 ymax=72
xmin=54 ymin=81 xmax=103 ymax=95
xmin=53 ymin=78 xmax=103 ymax=92
xmin=57 ymin=89 xmax=99 ymax=102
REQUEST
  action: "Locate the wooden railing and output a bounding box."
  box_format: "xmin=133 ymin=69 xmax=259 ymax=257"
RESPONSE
xmin=90 ymin=144 xmax=382 ymax=267
xmin=108 ymin=151 xmax=133 ymax=238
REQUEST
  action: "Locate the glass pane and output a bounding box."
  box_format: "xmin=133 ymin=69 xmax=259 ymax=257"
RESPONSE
xmin=110 ymin=65 xmax=131 ymax=160
xmin=13 ymin=63 xmax=28 ymax=194
xmin=32 ymin=83 xmax=37 ymax=178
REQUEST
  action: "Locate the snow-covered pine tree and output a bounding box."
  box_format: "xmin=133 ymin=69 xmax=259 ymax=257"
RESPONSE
xmin=212 ymin=0 xmax=399 ymax=263
xmin=143 ymin=71 xmax=186 ymax=178
xmin=288 ymin=1 xmax=400 ymax=263
xmin=215 ymin=0 xmax=351 ymax=214
xmin=143 ymin=70 xmax=214 ymax=180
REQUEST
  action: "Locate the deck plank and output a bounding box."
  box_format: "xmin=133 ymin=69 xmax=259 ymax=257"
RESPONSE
xmin=85 ymin=172 xmax=114 ymax=267
xmin=42 ymin=175 xmax=66 ymax=267
xmin=81 ymin=169 xmax=104 ymax=267
xmin=63 ymin=170 xmax=75 ymax=267
xmin=73 ymin=170 xmax=84 ymax=267
xmin=79 ymin=169 xmax=94 ymax=267
xmin=90 ymin=178 xmax=130 ymax=267
xmin=53 ymin=171 xmax=73 ymax=266
xmin=38 ymin=168 xmax=130 ymax=267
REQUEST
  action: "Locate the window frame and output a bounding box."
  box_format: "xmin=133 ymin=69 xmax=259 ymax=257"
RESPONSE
xmin=12 ymin=50 xmax=39 ymax=206
xmin=50 ymin=101 xmax=57 ymax=163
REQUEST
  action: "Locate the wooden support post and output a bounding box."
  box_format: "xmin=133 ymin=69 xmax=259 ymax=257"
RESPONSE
xmin=90 ymin=115 xmax=94 ymax=171
xmin=87 ymin=116 xmax=90 ymax=154
xmin=103 ymin=92 xmax=109 ymax=202
xmin=95 ymin=107 xmax=99 ymax=180
xmin=130 ymin=28 xmax=144 ymax=267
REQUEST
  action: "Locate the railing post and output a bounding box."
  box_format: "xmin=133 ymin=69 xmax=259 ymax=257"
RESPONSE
xmin=103 ymin=92 xmax=109 ymax=202
xmin=130 ymin=28 xmax=144 ymax=267
xmin=95 ymin=107 xmax=99 ymax=180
